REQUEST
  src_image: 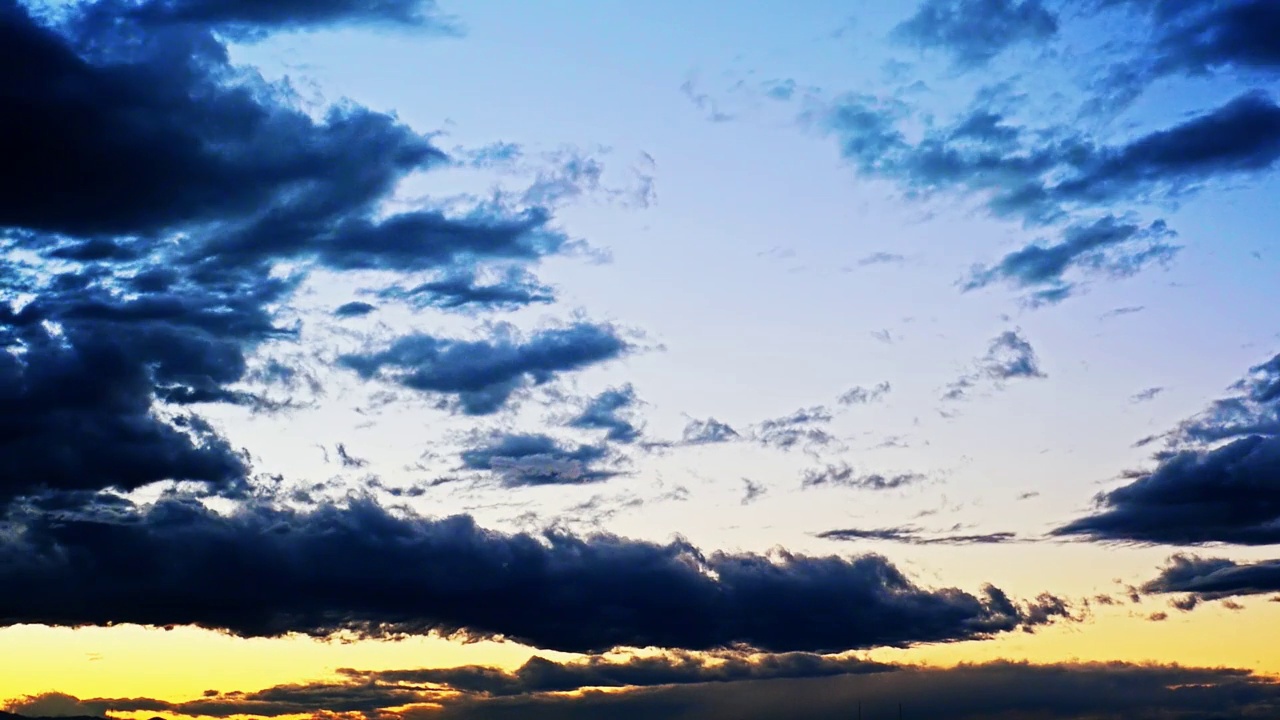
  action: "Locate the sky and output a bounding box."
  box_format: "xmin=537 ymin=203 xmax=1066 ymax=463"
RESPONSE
xmin=2 ymin=0 xmax=1280 ymax=718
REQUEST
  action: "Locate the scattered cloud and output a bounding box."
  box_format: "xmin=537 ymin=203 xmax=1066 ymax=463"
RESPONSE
xmin=680 ymin=417 xmax=740 ymax=445
xmin=838 ymin=381 xmax=891 ymax=405
xmin=854 ymin=251 xmax=906 ymax=267
xmin=818 ymin=526 xmax=1020 ymax=545
xmin=752 ymin=406 xmax=836 ymax=450
xmin=963 ymin=216 xmax=1178 ymax=303
xmin=801 ymin=463 xmax=926 ymax=491
xmin=1130 ymin=386 xmax=1165 ymax=403
xmin=943 ymin=330 xmax=1046 ymax=400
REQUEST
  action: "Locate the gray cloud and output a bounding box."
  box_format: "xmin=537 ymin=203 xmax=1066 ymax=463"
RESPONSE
xmin=893 ymin=0 xmax=1059 ymax=69
xmin=818 ymin=527 xmax=1020 ymax=545
xmin=944 ymin=330 xmax=1046 ymax=401
xmin=801 ymin=463 xmax=926 ymax=491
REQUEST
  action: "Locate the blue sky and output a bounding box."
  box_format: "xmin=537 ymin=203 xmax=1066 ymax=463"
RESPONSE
xmin=4 ymin=1 xmax=1280 ymax=719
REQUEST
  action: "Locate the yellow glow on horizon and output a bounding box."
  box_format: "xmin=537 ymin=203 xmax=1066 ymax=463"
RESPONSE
xmin=872 ymin=599 xmax=1280 ymax=674
xmin=0 ymin=624 xmax=555 ymax=704
xmin=5 ymin=600 xmax=1280 ymax=714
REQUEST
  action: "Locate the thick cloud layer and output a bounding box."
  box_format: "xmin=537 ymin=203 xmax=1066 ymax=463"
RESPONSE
xmin=0 ymin=495 xmax=1072 ymax=653
xmin=13 ymin=660 xmax=1280 ymax=720
xmin=54 ymin=661 xmax=1280 ymax=720
xmin=1057 ymin=351 xmax=1280 ymax=545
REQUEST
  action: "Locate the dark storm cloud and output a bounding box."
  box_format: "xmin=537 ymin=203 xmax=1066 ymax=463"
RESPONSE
xmin=963 ymin=216 xmax=1178 ymax=301
xmin=1056 ymin=351 xmax=1280 ymax=545
xmin=568 ymin=384 xmax=643 ymax=443
xmin=893 ymin=0 xmax=1059 ymax=69
xmin=0 ymin=495 xmax=1072 ymax=653
xmin=458 ymin=432 xmax=619 ymax=487
xmin=0 ymin=0 xmax=444 ymax=240
xmin=818 ymin=526 xmax=1019 ymax=545
xmin=680 ymin=417 xmax=740 ymax=445
xmin=1141 ymin=554 xmax=1280 ymax=605
xmin=752 ymin=406 xmax=835 ymax=450
xmin=124 ymin=0 xmax=460 ymax=38
xmin=375 ymin=268 xmax=555 ymax=312
xmin=838 ymin=381 xmax=891 ymax=405
xmin=0 ymin=262 xmax=289 ymax=504
xmin=0 ymin=0 xmax=577 ymax=506
xmin=943 ymin=330 xmax=1046 ymax=400
xmin=339 ymin=322 xmax=630 ymax=415
xmin=801 ymin=463 xmax=925 ymax=491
